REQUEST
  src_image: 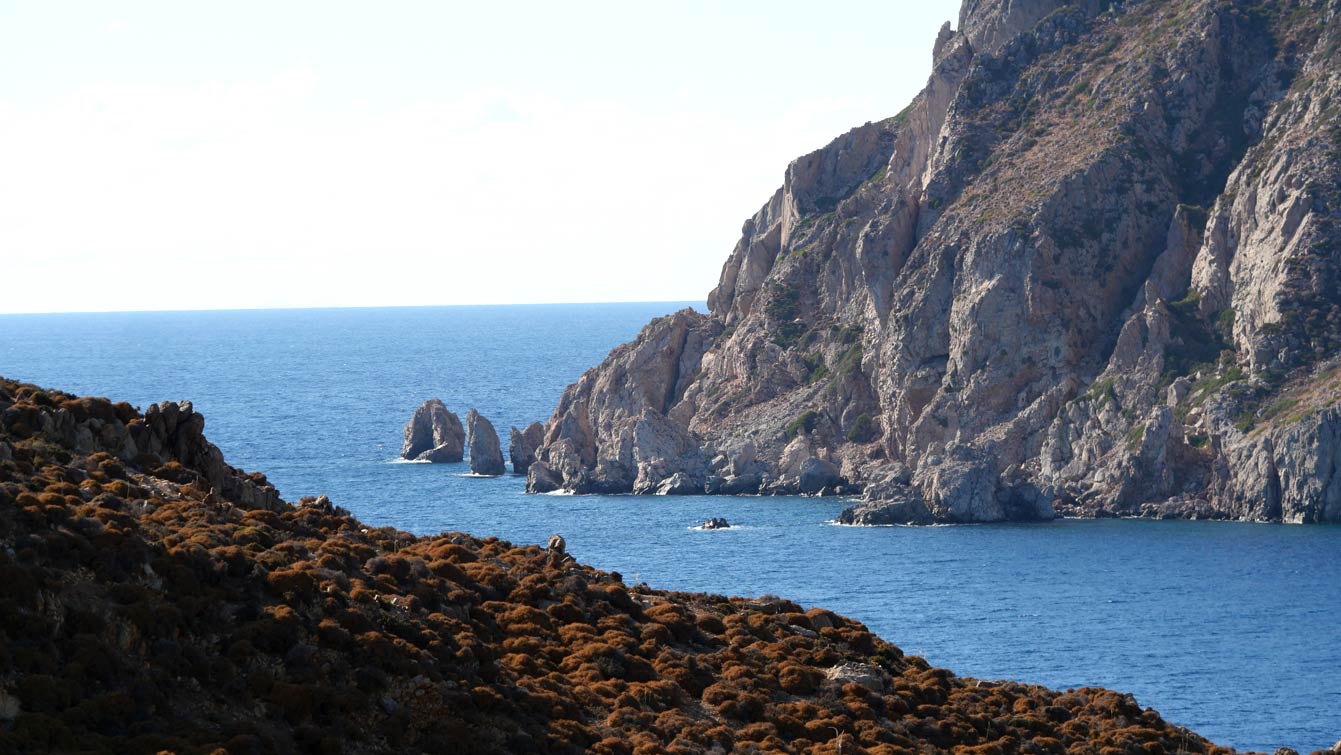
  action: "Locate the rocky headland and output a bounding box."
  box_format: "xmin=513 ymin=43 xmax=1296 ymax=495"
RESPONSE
xmin=0 ymin=375 xmax=1302 ymax=753
xmin=527 ymin=0 xmax=1341 ymax=524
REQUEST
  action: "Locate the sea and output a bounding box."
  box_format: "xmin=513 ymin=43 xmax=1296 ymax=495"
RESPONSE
xmin=1 ymin=302 xmax=1337 ymax=753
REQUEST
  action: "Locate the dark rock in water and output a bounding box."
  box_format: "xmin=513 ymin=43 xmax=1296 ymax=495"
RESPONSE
xmin=466 ymin=409 xmax=506 ymax=476
xmin=655 ymin=472 xmax=699 ymax=495
xmin=526 ymin=461 xmax=562 ymax=493
xmin=798 ymin=457 xmax=842 ymax=495
xmin=509 ymin=421 xmax=544 ymax=475
xmin=720 ymin=472 xmax=763 ymax=495
xmin=401 ymin=399 xmax=464 ymax=463
xmin=839 ymin=488 xmax=933 ymax=525
xmin=701 ymin=517 xmax=730 ymax=530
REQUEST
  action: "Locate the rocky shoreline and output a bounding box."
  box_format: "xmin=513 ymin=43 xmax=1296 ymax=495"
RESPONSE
xmin=522 ymin=0 xmax=1341 ymax=525
xmin=4 ymin=375 xmax=1321 ymax=753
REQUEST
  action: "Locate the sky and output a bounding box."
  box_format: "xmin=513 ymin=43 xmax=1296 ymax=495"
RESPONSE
xmin=0 ymin=1 xmax=961 ymax=314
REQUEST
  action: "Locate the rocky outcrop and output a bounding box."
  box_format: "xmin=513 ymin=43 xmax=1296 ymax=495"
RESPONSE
xmin=508 ymin=421 xmax=544 ymax=475
xmin=533 ymin=0 xmax=1341 ymax=524
xmin=527 ymin=309 xmax=720 ymax=494
xmin=466 ymin=409 xmax=506 ymax=476
xmin=0 ymin=380 xmax=281 ymax=510
xmin=400 ymin=398 xmax=465 ymax=463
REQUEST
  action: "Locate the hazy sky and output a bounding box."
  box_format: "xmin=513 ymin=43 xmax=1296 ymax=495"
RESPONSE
xmin=0 ymin=1 xmax=960 ymax=314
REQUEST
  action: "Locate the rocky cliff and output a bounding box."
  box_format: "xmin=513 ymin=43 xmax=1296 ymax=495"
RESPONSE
xmin=0 ymin=377 xmax=1254 ymax=753
xmin=530 ymin=0 xmax=1341 ymax=524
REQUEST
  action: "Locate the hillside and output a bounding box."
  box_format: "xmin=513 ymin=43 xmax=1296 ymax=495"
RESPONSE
xmin=525 ymin=0 xmax=1341 ymax=524
xmin=0 ymin=377 xmax=1264 ymax=753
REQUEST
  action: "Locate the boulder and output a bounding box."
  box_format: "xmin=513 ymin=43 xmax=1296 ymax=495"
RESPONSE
xmin=509 ymin=422 xmax=544 ymax=475
xmin=466 ymin=409 xmax=506 ymax=476
xmin=720 ymin=472 xmax=763 ymax=495
xmin=825 ymin=662 xmax=888 ymax=693
xmin=526 ymin=461 xmax=562 ymax=493
xmin=798 ymin=457 xmax=842 ymax=494
xmin=401 ymin=399 xmax=465 ymax=463
xmin=654 ymin=472 xmax=700 ymax=496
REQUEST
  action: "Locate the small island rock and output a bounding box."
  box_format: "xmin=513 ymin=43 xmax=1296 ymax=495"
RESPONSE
xmin=467 ymin=409 xmax=506 ymax=476
xmin=509 ymin=421 xmax=544 ymax=476
xmin=400 ymin=399 xmax=464 ymax=463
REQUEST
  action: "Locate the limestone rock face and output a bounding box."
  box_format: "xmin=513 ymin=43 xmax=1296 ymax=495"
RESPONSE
xmin=466 ymin=409 xmax=506 ymax=476
xmin=401 ymin=399 xmax=465 ymax=463
xmin=509 ymin=422 xmax=544 ymax=475
xmin=533 ymin=0 xmax=1341 ymax=523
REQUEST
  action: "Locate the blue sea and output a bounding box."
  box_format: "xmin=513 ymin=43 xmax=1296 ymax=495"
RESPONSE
xmin=1 ymin=303 xmax=1337 ymax=753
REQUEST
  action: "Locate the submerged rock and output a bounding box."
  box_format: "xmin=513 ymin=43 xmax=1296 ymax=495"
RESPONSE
xmin=526 ymin=461 xmax=563 ymax=493
xmin=466 ymin=409 xmax=505 ymax=476
xmin=400 ymin=399 xmax=465 ymax=463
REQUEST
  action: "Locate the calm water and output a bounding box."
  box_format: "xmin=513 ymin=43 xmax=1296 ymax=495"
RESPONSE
xmin=1 ymin=304 xmax=1337 ymax=753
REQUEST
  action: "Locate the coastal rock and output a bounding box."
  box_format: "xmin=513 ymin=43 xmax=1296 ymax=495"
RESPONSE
xmin=466 ymin=409 xmax=506 ymax=476
xmin=528 ymin=0 xmax=1341 ymax=524
xmin=719 ymin=472 xmax=764 ymax=495
xmin=525 ymin=461 xmax=563 ymax=494
xmin=655 ymin=472 xmax=700 ymax=496
xmin=798 ymin=456 xmax=842 ymax=495
xmin=400 ymin=399 xmax=465 ymax=463
xmin=509 ymin=421 xmax=544 ymax=475
xmin=839 ymin=487 xmax=933 ymax=525
xmin=532 ymin=308 xmax=721 ymax=494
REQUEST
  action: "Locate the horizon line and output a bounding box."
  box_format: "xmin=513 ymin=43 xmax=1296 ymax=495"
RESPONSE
xmin=0 ymin=298 xmax=710 ymax=317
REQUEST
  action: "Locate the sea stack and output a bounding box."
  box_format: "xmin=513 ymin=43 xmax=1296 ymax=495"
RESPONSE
xmin=508 ymin=422 xmax=544 ymax=475
xmin=400 ymin=399 xmax=465 ymax=463
xmin=466 ymin=409 xmax=506 ymax=476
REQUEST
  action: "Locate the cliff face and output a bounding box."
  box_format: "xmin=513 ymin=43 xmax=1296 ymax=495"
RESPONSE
xmin=0 ymin=377 xmax=1237 ymax=753
xmin=531 ymin=0 xmax=1341 ymax=523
